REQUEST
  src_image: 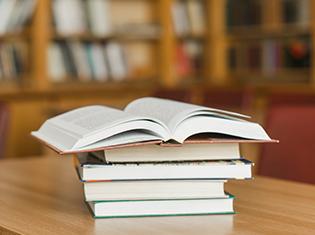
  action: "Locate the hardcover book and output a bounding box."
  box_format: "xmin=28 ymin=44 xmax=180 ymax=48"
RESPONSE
xmin=32 ymin=97 xmax=274 ymax=154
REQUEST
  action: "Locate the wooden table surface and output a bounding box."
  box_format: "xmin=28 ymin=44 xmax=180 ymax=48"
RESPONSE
xmin=0 ymin=157 xmax=315 ymax=235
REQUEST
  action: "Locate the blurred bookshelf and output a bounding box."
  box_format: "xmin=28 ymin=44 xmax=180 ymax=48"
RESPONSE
xmin=0 ymin=0 xmax=224 ymax=94
xmin=2 ymin=0 xmax=315 ymax=96
xmin=2 ymin=0 xmax=315 ymax=158
xmin=226 ymin=0 xmax=314 ymax=84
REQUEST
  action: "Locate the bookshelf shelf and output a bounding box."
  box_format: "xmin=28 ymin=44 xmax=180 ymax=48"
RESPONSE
xmin=227 ymin=30 xmax=310 ymax=41
xmin=52 ymin=34 xmax=160 ymax=42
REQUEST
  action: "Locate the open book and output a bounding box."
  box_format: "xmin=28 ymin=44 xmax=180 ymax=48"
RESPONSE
xmin=32 ymin=97 xmax=272 ymax=154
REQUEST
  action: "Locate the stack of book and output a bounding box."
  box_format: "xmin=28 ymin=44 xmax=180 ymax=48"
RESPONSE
xmin=32 ymin=97 xmax=275 ymax=218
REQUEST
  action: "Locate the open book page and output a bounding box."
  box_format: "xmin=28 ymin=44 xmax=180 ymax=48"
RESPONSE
xmin=125 ymin=97 xmax=249 ymax=132
xmin=32 ymin=105 xmax=168 ymax=151
xmin=68 ymin=131 xmax=161 ymax=153
xmin=38 ymin=106 xmax=137 ymax=137
xmin=173 ymin=115 xmax=271 ymax=143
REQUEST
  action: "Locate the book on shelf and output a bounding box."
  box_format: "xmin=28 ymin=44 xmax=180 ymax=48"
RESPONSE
xmin=172 ymin=0 xmax=205 ymax=36
xmin=187 ymin=0 xmax=206 ymax=35
xmin=53 ymin=0 xmax=157 ymax=37
xmin=0 ymin=42 xmax=27 ymax=80
xmin=86 ymin=43 xmax=108 ymax=81
xmin=262 ymin=40 xmax=280 ymax=76
xmin=75 ymin=153 xmax=253 ymax=181
xmin=104 ymin=42 xmax=128 ymax=81
xmin=0 ymin=0 xmax=35 ymax=35
xmin=86 ymin=0 xmax=112 ymax=37
xmin=82 ymin=179 xmax=226 ymax=201
xmin=87 ymin=195 xmax=234 ymax=218
xmin=53 ymin=0 xmax=87 ymax=35
xmin=32 ymin=97 xmax=274 ymax=154
xmin=282 ymin=0 xmax=310 ymax=27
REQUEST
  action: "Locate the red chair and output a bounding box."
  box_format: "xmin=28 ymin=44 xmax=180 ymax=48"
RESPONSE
xmin=258 ymin=103 xmax=315 ymax=184
xmin=0 ymin=104 xmax=9 ymax=159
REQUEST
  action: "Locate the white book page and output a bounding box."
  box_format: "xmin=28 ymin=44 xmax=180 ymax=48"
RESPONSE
xmin=33 ymin=105 xmax=169 ymax=151
xmin=174 ymin=115 xmax=271 ymax=143
xmin=76 ymin=131 xmax=160 ymax=152
xmin=124 ymin=97 xmax=249 ymax=132
xmin=48 ymin=106 xmax=135 ymax=137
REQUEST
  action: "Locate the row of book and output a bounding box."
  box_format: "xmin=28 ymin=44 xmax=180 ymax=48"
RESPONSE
xmin=48 ymin=41 xmax=154 ymax=82
xmin=48 ymin=40 xmax=205 ymax=82
xmin=32 ymin=97 xmax=274 ymax=218
xmin=53 ymin=0 xmax=159 ymax=38
xmin=0 ymin=0 xmax=35 ymax=35
xmin=0 ymin=42 xmax=26 ymax=80
xmin=226 ymin=0 xmax=310 ymax=29
xmin=53 ymin=0 xmax=206 ymax=37
xmin=172 ymin=0 xmax=206 ymax=36
xmin=228 ymin=38 xmax=311 ymax=74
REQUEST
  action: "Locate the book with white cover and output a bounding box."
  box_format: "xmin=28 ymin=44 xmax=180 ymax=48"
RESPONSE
xmin=172 ymin=0 xmax=190 ymax=36
xmin=86 ymin=0 xmax=112 ymax=36
xmin=101 ymin=143 xmax=240 ymax=162
xmin=0 ymin=0 xmax=17 ymax=35
xmin=53 ymin=0 xmax=87 ymax=35
xmin=87 ymin=194 xmax=234 ymax=218
xmin=8 ymin=0 xmax=36 ymax=32
xmin=48 ymin=43 xmax=67 ymax=82
xmin=83 ymin=180 xmax=226 ymax=201
xmin=32 ymin=97 xmax=274 ymax=154
xmin=187 ymin=0 xmax=205 ymax=35
xmin=90 ymin=44 xmax=108 ymax=81
xmin=69 ymin=42 xmax=92 ymax=80
xmin=75 ymin=153 xmax=252 ymax=181
xmin=105 ymin=42 xmax=127 ymax=80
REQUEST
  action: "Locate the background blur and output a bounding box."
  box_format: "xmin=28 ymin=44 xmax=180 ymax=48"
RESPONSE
xmin=0 ymin=0 xmax=314 ymax=184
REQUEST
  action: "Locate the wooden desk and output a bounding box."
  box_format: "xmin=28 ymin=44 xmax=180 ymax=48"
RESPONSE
xmin=0 ymin=157 xmax=315 ymax=235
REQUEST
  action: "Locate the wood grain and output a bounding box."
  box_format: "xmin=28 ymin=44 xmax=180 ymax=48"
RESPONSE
xmin=0 ymin=157 xmax=315 ymax=235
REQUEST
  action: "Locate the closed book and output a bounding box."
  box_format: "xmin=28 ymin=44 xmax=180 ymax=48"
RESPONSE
xmin=48 ymin=43 xmax=67 ymax=82
xmin=104 ymin=42 xmax=128 ymax=81
xmin=76 ymin=153 xmax=252 ymax=181
xmin=187 ymin=0 xmax=205 ymax=35
xmin=69 ymin=42 xmax=92 ymax=81
xmin=7 ymin=0 xmax=36 ymax=32
xmin=89 ymin=44 xmax=108 ymax=81
xmin=172 ymin=0 xmax=190 ymax=36
xmin=86 ymin=0 xmax=112 ymax=36
xmin=87 ymin=194 xmax=234 ymax=218
xmin=101 ymin=143 xmax=240 ymax=163
xmin=53 ymin=0 xmax=87 ymax=35
xmin=83 ymin=180 xmax=226 ymax=201
xmin=59 ymin=41 xmax=78 ymax=77
xmin=0 ymin=0 xmax=17 ymax=34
